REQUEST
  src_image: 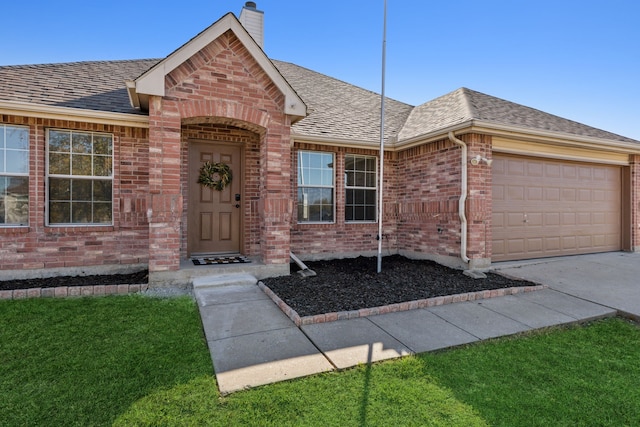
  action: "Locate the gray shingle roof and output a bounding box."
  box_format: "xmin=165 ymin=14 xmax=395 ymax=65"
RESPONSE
xmin=0 ymin=58 xmax=636 ymax=145
xmin=399 ymin=87 xmax=637 ymax=144
xmin=0 ymin=59 xmax=159 ymax=114
xmin=272 ymin=60 xmax=413 ymax=143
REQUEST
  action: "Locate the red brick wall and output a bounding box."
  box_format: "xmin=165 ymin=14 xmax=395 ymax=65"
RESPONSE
xmin=290 ymin=135 xmax=493 ymax=265
xmin=395 ymin=138 xmax=463 ymax=260
xmin=464 ymin=133 xmax=492 ymax=262
xmin=395 ymin=133 xmax=492 ymax=266
xmin=0 ymin=115 xmax=149 ymax=271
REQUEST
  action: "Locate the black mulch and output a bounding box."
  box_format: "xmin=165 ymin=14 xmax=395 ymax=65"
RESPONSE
xmin=0 ymin=270 xmax=149 ymax=291
xmin=262 ymin=255 xmax=535 ymax=317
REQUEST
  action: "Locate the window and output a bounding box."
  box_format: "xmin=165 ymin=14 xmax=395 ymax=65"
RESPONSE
xmin=345 ymin=154 xmax=377 ymax=222
xmin=297 ymin=151 xmax=334 ymax=222
xmin=0 ymin=125 xmax=29 ymax=226
xmin=47 ymin=130 xmax=113 ymax=225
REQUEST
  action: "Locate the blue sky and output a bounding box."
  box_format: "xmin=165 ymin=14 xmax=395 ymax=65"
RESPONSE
xmin=2 ymin=1 xmax=638 ymax=140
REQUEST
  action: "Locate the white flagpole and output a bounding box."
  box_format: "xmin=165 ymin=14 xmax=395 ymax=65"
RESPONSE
xmin=377 ymin=0 xmax=387 ymax=273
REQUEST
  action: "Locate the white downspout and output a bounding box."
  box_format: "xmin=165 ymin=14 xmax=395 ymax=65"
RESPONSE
xmin=448 ymin=132 xmax=471 ymax=263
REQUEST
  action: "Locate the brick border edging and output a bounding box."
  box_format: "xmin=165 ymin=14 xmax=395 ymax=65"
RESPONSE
xmin=258 ymin=281 xmax=548 ymax=327
xmin=0 ymin=284 xmax=149 ymax=300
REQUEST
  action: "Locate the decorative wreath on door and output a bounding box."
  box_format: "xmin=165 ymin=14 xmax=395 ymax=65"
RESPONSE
xmin=197 ymin=161 xmax=232 ymax=191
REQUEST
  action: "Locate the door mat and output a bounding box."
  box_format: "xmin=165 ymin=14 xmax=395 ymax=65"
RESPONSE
xmin=191 ymin=256 xmax=252 ymax=266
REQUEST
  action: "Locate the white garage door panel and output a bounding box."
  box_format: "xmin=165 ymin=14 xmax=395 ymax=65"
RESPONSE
xmin=492 ymin=154 xmax=621 ymax=261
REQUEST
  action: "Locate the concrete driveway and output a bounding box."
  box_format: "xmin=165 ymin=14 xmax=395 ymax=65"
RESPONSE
xmin=493 ymin=252 xmax=640 ymax=319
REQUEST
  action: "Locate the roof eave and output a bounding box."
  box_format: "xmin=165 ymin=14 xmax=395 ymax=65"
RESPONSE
xmin=472 ymin=120 xmax=640 ymax=154
xmin=0 ymin=100 xmax=149 ymax=128
xmin=394 ymin=119 xmax=640 ymax=154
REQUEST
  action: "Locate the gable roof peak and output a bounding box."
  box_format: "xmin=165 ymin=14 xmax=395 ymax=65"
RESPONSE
xmin=127 ymin=12 xmax=305 ymax=119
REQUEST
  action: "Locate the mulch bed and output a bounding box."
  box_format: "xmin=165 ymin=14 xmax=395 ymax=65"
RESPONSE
xmin=1 ymin=255 xmax=536 ymax=317
xmin=262 ymin=255 xmax=535 ymax=317
xmin=0 ymin=271 xmax=149 ymax=291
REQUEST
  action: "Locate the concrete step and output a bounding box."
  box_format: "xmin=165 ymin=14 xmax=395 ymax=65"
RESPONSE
xmin=192 ymin=273 xmax=257 ymax=289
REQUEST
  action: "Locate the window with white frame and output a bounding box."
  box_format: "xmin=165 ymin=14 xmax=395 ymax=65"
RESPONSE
xmin=0 ymin=124 xmax=29 ymax=226
xmin=345 ymin=154 xmax=377 ymax=222
xmin=297 ymin=151 xmax=334 ymax=222
xmin=47 ymin=129 xmax=113 ymax=225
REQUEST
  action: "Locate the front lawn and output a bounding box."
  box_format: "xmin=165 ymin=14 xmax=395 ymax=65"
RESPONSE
xmin=2 ymin=295 xmax=639 ymax=426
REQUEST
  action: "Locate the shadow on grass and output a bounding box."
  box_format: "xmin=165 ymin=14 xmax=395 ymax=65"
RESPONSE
xmin=114 ymin=357 xmax=488 ymax=426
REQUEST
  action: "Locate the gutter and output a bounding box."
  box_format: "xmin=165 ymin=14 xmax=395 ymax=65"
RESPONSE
xmin=448 ymin=131 xmax=471 ymax=263
xmin=0 ymin=100 xmax=149 ymax=128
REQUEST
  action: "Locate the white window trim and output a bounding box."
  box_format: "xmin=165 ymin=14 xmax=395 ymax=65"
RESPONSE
xmin=297 ymin=150 xmax=336 ymax=224
xmin=345 ymin=154 xmax=378 ymax=223
xmin=45 ymin=128 xmax=114 ymax=227
xmin=0 ymin=124 xmax=30 ymax=227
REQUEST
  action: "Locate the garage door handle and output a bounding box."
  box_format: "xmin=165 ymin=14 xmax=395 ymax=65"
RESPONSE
xmin=523 ymin=213 xmax=528 ymax=223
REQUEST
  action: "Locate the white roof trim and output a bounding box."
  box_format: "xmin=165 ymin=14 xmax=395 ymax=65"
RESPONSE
xmin=0 ymin=100 xmax=149 ymax=128
xmin=132 ymin=13 xmax=306 ymax=119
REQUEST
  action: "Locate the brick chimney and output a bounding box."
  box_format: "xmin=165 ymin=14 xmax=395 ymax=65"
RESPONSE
xmin=239 ymin=2 xmax=264 ymax=48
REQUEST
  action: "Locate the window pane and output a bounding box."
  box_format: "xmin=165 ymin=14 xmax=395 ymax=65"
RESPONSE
xmin=365 ymin=189 xmax=376 ymax=204
xmin=93 ymin=202 xmax=112 ymax=223
xmin=93 ymin=180 xmax=112 ymax=202
xmin=72 ymin=132 xmax=92 ymax=154
xmin=71 ymin=179 xmax=92 ymax=201
xmin=49 ymin=153 xmax=70 ymax=175
xmin=6 ymin=127 xmax=28 ymax=150
xmin=346 ymin=189 xmax=354 ymax=204
xmin=49 ymin=130 xmax=70 ymax=152
xmin=72 ymin=202 xmax=92 ymax=223
xmin=93 ymin=155 xmax=112 ymax=176
xmin=345 ymin=171 xmax=354 ymax=187
xmin=49 ymin=178 xmax=71 ymax=201
xmin=50 ymin=202 xmax=70 ymax=224
xmin=6 ymin=150 xmax=29 ymax=174
xmin=72 ymin=154 xmax=92 ymax=175
xmin=345 ymin=206 xmax=354 ymax=222
xmin=366 ymin=158 xmax=376 ymax=171
xmin=366 ymin=172 xmax=376 ymax=187
xmin=308 ymin=168 xmax=322 ymax=186
xmin=93 ymin=135 xmax=112 ymax=155
xmin=365 ymin=206 xmax=376 ymax=221
xmin=297 ymin=187 xmax=333 ymax=222
xmin=0 ymin=176 xmax=28 ymax=225
xmin=309 ymin=153 xmax=322 ymax=168
xmin=345 ymin=156 xmax=355 ymax=171
xmin=321 ymin=168 xmax=333 ymax=186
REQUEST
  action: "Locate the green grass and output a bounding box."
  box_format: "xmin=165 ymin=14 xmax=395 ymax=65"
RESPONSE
xmin=2 ymin=296 xmax=640 ymax=426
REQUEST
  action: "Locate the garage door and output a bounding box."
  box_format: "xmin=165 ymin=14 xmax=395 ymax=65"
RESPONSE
xmin=492 ymin=154 xmax=622 ymax=261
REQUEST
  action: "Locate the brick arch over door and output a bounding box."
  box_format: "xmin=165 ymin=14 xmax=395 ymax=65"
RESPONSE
xmin=178 ymin=100 xmax=270 ymax=135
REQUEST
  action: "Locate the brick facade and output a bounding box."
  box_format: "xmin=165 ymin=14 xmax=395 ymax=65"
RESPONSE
xmin=1 ymin=22 xmax=636 ymax=282
xmin=0 ymin=115 xmax=149 ymax=273
xmin=290 ymin=134 xmax=492 ymax=269
xmin=148 ymin=30 xmax=293 ymax=274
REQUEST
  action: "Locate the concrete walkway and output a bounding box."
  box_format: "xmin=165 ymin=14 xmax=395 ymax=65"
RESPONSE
xmin=195 ymin=252 xmax=640 ymax=394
